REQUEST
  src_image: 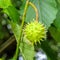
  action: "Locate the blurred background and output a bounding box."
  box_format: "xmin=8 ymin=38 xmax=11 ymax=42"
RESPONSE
xmin=0 ymin=0 xmax=60 ymax=60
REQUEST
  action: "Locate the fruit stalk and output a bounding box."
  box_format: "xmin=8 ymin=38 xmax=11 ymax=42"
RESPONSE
xmin=29 ymin=2 xmax=39 ymax=22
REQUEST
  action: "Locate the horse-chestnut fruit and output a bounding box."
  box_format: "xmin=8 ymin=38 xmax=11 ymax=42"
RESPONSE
xmin=24 ymin=21 xmax=46 ymax=44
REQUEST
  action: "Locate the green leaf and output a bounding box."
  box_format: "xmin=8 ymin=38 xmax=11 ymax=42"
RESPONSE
xmin=53 ymin=3 xmax=60 ymax=31
xmin=3 ymin=6 xmax=20 ymax=23
xmin=57 ymin=0 xmax=60 ymax=4
xmin=50 ymin=3 xmax=60 ymax=42
xmin=20 ymin=0 xmax=57 ymax=29
xmin=19 ymin=38 xmax=35 ymax=60
xmin=49 ymin=26 xmax=60 ymax=42
xmin=0 ymin=0 xmax=20 ymax=23
xmin=4 ymin=6 xmax=20 ymax=42
xmin=40 ymin=40 xmax=57 ymax=60
xmin=0 ymin=0 xmax=12 ymax=8
xmin=10 ymin=21 xmax=20 ymax=42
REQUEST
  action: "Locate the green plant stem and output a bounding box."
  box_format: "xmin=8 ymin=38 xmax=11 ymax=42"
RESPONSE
xmin=29 ymin=2 xmax=39 ymax=22
xmin=12 ymin=0 xmax=29 ymax=60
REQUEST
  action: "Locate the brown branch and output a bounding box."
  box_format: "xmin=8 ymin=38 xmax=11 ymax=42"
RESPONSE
xmin=0 ymin=35 xmax=15 ymax=53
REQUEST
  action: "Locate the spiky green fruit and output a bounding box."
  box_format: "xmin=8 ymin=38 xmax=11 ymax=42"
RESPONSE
xmin=24 ymin=21 xmax=46 ymax=44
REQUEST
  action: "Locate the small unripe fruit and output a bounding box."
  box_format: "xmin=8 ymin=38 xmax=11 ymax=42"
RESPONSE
xmin=24 ymin=21 xmax=46 ymax=44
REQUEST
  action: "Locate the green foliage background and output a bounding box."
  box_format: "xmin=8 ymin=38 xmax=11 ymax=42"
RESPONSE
xmin=0 ymin=0 xmax=60 ymax=60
